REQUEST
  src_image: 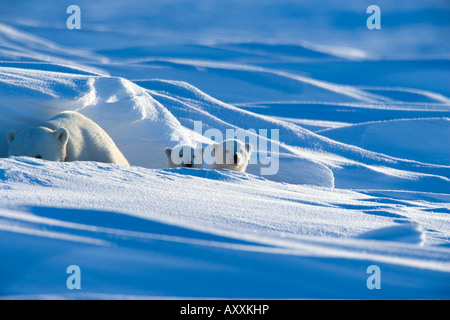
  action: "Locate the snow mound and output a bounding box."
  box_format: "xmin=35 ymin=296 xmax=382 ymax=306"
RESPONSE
xmin=320 ymin=118 xmax=450 ymax=166
xmin=143 ymin=79 xmax=449 ymax=192
xmin=2 ymin=64 xmax=449 ymax=190
xmin=0 ymin=67 xmax=192 ymax=169
xmin=356 ymin=223 xmax=425 ymax=245
xmin=0 ymin=66 xmax=336 ymax=187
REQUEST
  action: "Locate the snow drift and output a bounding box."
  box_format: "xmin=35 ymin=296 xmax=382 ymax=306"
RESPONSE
xmin=0 ymin=0 xmax=449 ymax=299
xmin=319 ymin=118 xmax=450 ymax=166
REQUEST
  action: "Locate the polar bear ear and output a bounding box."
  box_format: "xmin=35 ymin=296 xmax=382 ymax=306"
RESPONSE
xmin=54 ymin=128 xmax=69 ymax=146
xmin=245 ymin=143 xmax=253 ymax=153
xmin=165 ymin=147 xmax=172 ymax=159
xmin=6 ymin=130 xmax=16 ymax=145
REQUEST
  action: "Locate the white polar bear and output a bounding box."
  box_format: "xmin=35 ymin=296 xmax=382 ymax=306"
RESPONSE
xmin=165 ymin=145 xmax=204 ymax=168
xmin=7 ymin=111 xmax=129 ymax=166
xmin=212 ymin=139 xmax=252 ymax=172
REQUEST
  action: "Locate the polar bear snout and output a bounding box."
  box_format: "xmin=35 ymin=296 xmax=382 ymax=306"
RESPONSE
xmin=233 ymin=153 xmax=240 ymax=165
xmin=165 ymin=145 xmax=203 ymax=169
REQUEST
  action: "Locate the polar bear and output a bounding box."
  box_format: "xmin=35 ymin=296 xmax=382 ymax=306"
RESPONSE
xmin=165 ymin=145 xmax=204 ymax=168
xmin=7 ymin=111 xmax=129 ymax=166
xmin=212 ymin=139 xmax=252 ymax=172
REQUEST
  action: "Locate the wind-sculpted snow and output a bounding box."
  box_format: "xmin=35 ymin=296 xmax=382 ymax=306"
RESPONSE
xmin=0 ymin=68 xmax=191 ymax=169
xmin=319 ymin=118 xmax=450 ymax=166
xmin=1 ymin=66 xmax=448 ymax=190
xmin=0 ymin=158 xmax=449 ymax=298
xmin=0 ymin=67 xmax=336 ymax=187
xmin=0 ymin=0 xmax=449 ymax=299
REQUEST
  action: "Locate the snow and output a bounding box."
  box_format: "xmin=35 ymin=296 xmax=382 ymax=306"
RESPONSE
xmin=0 ymin=0 xmax=449 ymax=299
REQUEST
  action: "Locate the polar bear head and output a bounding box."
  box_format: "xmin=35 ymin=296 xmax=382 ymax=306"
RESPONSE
xmin=165 ymin=145 xmax=204 ymax=169
xmin=212 ymin=139 xmax=252 ymax=172
xmin=7 ymin=126 xmax=69 ymax=161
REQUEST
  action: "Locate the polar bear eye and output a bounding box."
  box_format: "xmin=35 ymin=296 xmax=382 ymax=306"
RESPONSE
xmin=35 ymin=155 xmax=42 ymax=159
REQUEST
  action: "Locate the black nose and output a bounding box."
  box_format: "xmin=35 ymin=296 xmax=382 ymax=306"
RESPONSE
xmin=185 ymin=163 xmax=193 ymax=168
xmin=233 ymin=154 xmax=238 ymax=164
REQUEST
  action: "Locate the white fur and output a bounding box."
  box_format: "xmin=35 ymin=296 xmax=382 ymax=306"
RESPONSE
xmin=212 ymin=139 xmax=252 ymax=172
xmin=165 ymin=145 xmax=203 ymax=168
xmin=7 ymin=111 xmax=129 ymax=166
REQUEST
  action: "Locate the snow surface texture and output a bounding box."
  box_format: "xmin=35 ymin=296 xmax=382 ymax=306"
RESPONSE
xmin=0 ymin=0 xmax=449 ymax=299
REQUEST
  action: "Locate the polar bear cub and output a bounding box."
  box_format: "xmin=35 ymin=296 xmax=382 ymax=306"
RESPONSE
xmin=212 ymin=139 xmax=252 ymax=172
xmin=7 ymin=111 xmax=129 ymax=166
xmin=165 ymin=145 xmax=204 ymax=168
